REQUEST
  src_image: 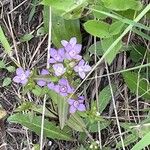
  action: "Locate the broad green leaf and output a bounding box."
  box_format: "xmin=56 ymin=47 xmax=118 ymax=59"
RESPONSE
xmin=88 ymin=41 xmax=103 ymax=55
xmin=57 ymin=95 xmax=69 ymax=129
xmin=6 ymin=66 xmax=16 ymax=72
xmin=131 ymin=131 xmax=150 ymax=150
xmin=92 ymin=4 xmax=108 ymax=19
xmin=109 ymin=21 xmax=124 ymax=35
xmin=84 ymin=20 xmax=111 ymax=38
xmin=0 ymin=61 xmax=6 ymax=69
xmin=129 ymin=45 xmax=146 ymax=63
xmin=41 ymin=0 xmax=87 ymax=18
xmin=0 ymin=26 xmax=12 ymax=55
xmin=122 ymin=71 xmax=150 ymax=100
xmin=98 ymin=84 xmax=117 ymax=114
xmin=20 ymin=33 xmax=34 ymax=42
xmin=101 ymin=36 xmax=122 ymax=64
xmin=8 ymin=113 xmax=73 ymax=141
xmin=102 ymin=0 xmax=142 ymax=11
xmin=66 ymin=113 xmax=86 ymax=132
xmin=43 ymin=6 xmax=82 ymax=48
xmin=2 ymin=77 xmax=11 ymax=87
xmin=84 ymin=20 xmax=124 ymax=38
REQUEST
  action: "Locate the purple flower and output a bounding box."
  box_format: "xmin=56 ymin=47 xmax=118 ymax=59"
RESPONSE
xmin=61 ymin=37 xmax=82 ymax=61
xmin=68 ymin=96 xmax=86 ymax=113
xmin=13 ymin=68 xmax=30 ymax=85
xmin=49 ymin=48 xmax=65 ymax=63
xmin=53 ymin=63 xmax=66 ymax=76
xmin=74 ymin=59 xmax=91 ymax=79
xmin=54 ymin=78 xmax=74 ymax=96
xmin=47 ymin=82 xmax=55 ymax=90
xmin=37 ymin=69 xmax=49 ymax=87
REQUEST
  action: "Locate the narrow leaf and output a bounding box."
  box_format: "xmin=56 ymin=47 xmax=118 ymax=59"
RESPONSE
xmin=8 ymin=113 xmax=73 ymax=141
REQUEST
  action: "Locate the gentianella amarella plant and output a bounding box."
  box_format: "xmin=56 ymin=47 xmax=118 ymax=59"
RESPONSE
xmin=13 ymin=37 xmax=91 ymax=114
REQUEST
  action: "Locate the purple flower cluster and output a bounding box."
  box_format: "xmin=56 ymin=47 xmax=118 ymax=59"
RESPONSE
xmin=13 ymin=37 xmax=91 ymax=114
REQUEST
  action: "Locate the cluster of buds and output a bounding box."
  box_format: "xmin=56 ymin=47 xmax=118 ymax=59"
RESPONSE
xmin=13 ymin=37 xmax=91 ymax=114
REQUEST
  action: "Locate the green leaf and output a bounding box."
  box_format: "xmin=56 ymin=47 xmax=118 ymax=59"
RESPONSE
xmin=0 ymin=26 xmax=12 ymax=55
xmin=32 ymin=85 xmax=43 ymax=97
xmin=43 ymin=7 xmax=82 ymax=48
xmin=15 ymin=102 xmax=56 ymax=118
xmin=98 ymin=84 xmax=117 ymax=114
xmin=131 ymin=131 xmax=150 ymax=150
xmin=57 ymin=95 xmax=69 ymax=129
xmin=6 ymin=66 xmax=16 ymax=72
xmin=20 ymin=33 xmax=34 ymax=42
xmin=66 ymin=113 xmax=86 ymax=132
xmin=88 ymin=41 xmax=103 ymax=56
xmin=129 ymin=45 xmax=146 ymax=63
xmin=41 ymin=0 xmax=87 ymax=18
xmin=92 ymin=4 xmax=108 ymax=19
xmin=2 ymin=77 xmax=11 ymax=87
xmin=84 ymin=20 xmax=124 ymax=38
xmin=36 ymin=27 xmax=45 ymax=36
xmin=101 ymin=36 xmax=122 ymax=64
xmin=109 ymin=21 xmax=124 ymax=35
xmin=102 ymin=0 xmax=142 ymax=11
xmin=8 ymin=113 xmax=73 ymax=141
xmin=122 ymin=71 xmax=150 ymax=100
xmin=84 ymin=20 xmax=111 ymax=38
xmin=0 ymin=61 xmax=6 ymax=69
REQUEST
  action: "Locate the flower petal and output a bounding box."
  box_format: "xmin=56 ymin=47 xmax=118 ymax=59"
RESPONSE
xmin=74 ymin=66 xmax=79 ymax=72
xmin=25 ymin=70 xmax=30 ymax=77
xmin=49 ymin=58 xmax=56 ymax=63
xmin=68 ymin=99 xmax=75 ymax=105
xmin=77 ymin=104 xmax=86 ymax=111
xmin=41 ymin=69 xmax=49 ymax=75
xmin=73 ymin=55 xmax=82 ymax=61
xmin=65 ymin=44 xmax=72 ymax=52
xmin=50 ymin=48 xmax=57 ymax=57
xmin=20 ymin=78 xmax=28 ymax=85
xmin=47 ymin=82 xmax=55 ymax=90
xmin=13 ymin=76 xmax=21 ymax=83
xmin=54 ymin=85 xmax=60 ymax=93
xmin=16 ymin=68 xmax=24 ymax=75
xmin=37 ymin=80 xmax=46 ymax=87
xmin=78 ymin=59 xmax=85 ymax=66
xmin=69 ymin=37 xmax=77 ymax=46
xmin=58 ymin=48 xmax=65 ymax=57
xmin=84 ymin=65 xmax=91 ymax=72
xmin=79 ymin=71 xmax=85 ymax=79
xmin=73 ymin=44 xmax=82 ymax=53
xmin=61 ymin=40 xmax=68 ymax=47
xmin=69 ymin=105 xmax=77 ymax=113
xmin=59 ymin=78 xmax=67 ymax=85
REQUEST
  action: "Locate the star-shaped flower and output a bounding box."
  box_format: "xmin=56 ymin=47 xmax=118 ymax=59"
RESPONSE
xmin=61 ymin=37 xmax=82 ymax=61
xmin=13 ymin=68 xmax=30 ymax=85
xmin=68 ymin=96 xmax=86 ymax=113
xmin=74 ymin=59 xmax=91 ymax=79
xmin=49 ymin=48 xmax=65 ymax=63
xmin=53 ymin=63 xmax=66 ymax=76
xmin=54 ymin=78 xmax=74 ymax=96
